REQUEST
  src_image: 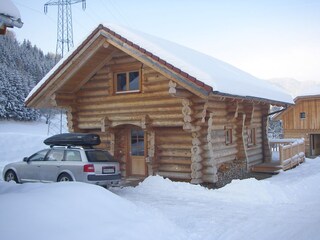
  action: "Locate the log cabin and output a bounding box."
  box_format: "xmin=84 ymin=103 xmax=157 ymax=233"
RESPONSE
xmin=275 ymin=91 xmax=320 ymax=157
xmin=26 ymin=24 xmax=293 ymax=186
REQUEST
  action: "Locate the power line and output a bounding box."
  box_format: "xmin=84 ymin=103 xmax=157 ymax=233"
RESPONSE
xmin=44 ymin=0 xmax=86 ymax=62
xmin=44 ymin=0 xmax=86 ymax=135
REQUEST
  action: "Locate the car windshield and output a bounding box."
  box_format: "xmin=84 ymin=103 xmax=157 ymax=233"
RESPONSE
xmin=85 ymin=150 xmax=116 ymax=162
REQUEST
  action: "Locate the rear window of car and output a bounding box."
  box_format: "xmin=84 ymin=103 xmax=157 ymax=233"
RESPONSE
xmin=85 ymin=150 xmax=116 ymax=162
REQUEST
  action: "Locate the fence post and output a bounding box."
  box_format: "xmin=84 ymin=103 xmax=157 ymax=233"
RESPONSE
xmin=279 ymin=144 xmax=283 ymax=167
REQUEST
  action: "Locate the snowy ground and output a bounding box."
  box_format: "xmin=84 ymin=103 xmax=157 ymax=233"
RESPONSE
xmin=0 ymin=120 xmax=320 ymax=240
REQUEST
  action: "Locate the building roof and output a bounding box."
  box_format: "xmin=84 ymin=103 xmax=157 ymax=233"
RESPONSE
xmin=0 ymin=0 xmax=23 ymax=31
xmin=26 ymin=23 xmax=293 ymax=106
xmin=274 ymin=90 xmax=320 ymax=120
xmin=294 ymin=84 xmax=320 ymax=101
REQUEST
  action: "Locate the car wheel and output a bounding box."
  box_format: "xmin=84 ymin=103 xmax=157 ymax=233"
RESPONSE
xmin=5 ymin=170 xmax=18 ymax=183
xmin=57 ymin=173 xmax=73 ymax=182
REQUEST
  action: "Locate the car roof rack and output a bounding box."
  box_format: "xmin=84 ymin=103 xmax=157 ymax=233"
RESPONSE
xmin=44 ymin=133 xmax=101 ymax=147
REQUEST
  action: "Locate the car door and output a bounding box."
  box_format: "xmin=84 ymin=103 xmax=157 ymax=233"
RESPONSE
xmin=38 ymin=149 xmax=64 ymax=182
xmin=20 ymin=149 xmax=50 ymax=182
xmin=60 ymin=149 xmax=84 ymax=180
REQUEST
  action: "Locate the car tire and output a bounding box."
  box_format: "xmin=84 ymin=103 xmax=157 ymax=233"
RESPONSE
xmin=5 ymin=170 xmax=18 ymax=183
xmin=57 ymin=173 xmax=73 ymax=182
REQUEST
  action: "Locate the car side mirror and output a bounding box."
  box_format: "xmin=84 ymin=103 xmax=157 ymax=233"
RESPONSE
xmin=23 ymin=157 xmax=29 ymax=162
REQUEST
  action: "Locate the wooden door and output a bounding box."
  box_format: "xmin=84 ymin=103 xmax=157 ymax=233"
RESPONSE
xmin=311 ymin=134 xmax=320 ymax=156
xmin=129 ymin=128 xmax=146 ymax=176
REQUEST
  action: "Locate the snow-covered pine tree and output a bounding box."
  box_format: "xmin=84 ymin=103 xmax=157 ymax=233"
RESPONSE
xmin=0 ymin=31 xmax=56 ymax=121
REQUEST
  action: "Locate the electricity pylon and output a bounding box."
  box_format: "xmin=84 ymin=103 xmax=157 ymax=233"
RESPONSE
xmin=44 ymin=0 xmax=86 ymax=134
xmin=44 ymin=0 xmax=86 ymax=62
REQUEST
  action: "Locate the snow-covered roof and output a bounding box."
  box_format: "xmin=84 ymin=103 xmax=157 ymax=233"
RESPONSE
xmin=295 ymin=83 xmax=320 ymax=99
xmin=0 ymin=0 xmax=21 ymax=19
xmin=26 ymin=23 xmax=293 ymax=105
xmin=0 ymin=0 xmax=23 ymax=30
xmin=107 ymin=24 xmax=293 ymax=104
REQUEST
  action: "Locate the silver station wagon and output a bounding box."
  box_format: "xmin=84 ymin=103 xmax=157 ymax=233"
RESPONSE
xmin=3 ymin=133 xmax=121 ymax=187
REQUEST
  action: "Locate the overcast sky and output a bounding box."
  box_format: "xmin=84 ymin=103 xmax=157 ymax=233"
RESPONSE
xmin=11 ymin=0 xmax=320 ymax=83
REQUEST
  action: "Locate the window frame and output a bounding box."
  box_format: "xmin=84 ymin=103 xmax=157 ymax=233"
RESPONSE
xmin=65 ymin=150 xmax=82 ymax=162
xmin=225 ymin=126 xmax=233 ymax=145
xmin=300 ymin=112 xmax=306 ymax=119
xmin=114 ymin=69 xmax=141 ymax=94
xmin=247 ymin=127 xmax=256 ymax=147
xmin=28 ymin=149 xmax=50 ymax=162
xmin=45 ymin=149 xmax=65 ymax=161
xmin=130 ymin=129 xmax=145 ymax=156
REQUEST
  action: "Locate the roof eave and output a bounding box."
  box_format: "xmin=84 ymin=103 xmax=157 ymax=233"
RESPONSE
xmin=210 ymin=91 xmax=293 ymax=107
xmin=99 ymin=25 xmax=213 ymax=98
xmin=25 ymin=25 xmax=105 ymax=108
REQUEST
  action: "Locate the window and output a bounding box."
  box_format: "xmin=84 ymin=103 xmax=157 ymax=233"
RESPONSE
xmin=65 ymin=150 xmax=82 ymax=161
xmin=28 ymin=149 xmax=49 ymax=162
xmin=225 ymin=127 xmax=233 ymax=145
xmin=115 ymin=70 xmax=140 ymax=93
xmin=300 ymin=112 xmax=306 ymax=119
xmin=85 ymin=150 xmax=115 ymax=162
xmin=131 ymin=129 xmax=144 ymax=156
xmin=46 ymin=149 xmax=64 ymax=161
xmin=247 ymin=127 xmax=256 ymax=147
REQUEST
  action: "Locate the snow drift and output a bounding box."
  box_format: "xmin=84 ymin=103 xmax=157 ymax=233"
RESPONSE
xmin=1 ymin=120 xmax=320 ymax=240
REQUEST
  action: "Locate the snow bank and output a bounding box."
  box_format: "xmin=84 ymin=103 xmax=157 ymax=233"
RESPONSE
xmin=216 ymin=178 xmax=290 ymax=204
xmin=0 ymin=121 xmax=48 ymax=178
xmin=1 ymin=120 xmax=320 ymax=240
xmin=116 ymin=159 xmax=320 ymax=240
xmin=0 ymin=182 xmax=186 ymax=240
xmin=124 ymin=175 xmax=290 ymax=204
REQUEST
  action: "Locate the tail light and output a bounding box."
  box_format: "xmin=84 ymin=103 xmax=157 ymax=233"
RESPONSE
xmin=83 ymin=164 xmax=95 ymax=172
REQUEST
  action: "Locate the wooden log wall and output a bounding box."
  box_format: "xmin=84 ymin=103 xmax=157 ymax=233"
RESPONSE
xmin=245 ymin=105 xmax=265 ymax=168
xmin=66 ymin=51 xmax=193 ymax=180
xmin=73 ymin=52 xmax=184 ymax=130
xmin=202 ymin=98 xmax=238 ymax=183
xmin=156 ymin=127 xmax=192 ymax=180
xmin=58 ymin=48 xmax=273 ymax=185
xmin=114 ymin=127 xmax=128 ymax=178
xmin=201 ymin=98 xmax=269 ymax=183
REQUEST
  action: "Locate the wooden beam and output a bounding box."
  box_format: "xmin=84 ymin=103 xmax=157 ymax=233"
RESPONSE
xmin=51 ymin=38 xmax=108 ymax=97
xmin=168 ymin=80 xmax=194 ymax=98
xmin=206 ymin=112 xmax=219 ymax=183
xmin=73 ymin=48 xmax=118 ymax=93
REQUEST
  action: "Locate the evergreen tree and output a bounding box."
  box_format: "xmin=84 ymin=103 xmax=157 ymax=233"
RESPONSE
xmin=0 ymin=31 xmax=56 ymax=121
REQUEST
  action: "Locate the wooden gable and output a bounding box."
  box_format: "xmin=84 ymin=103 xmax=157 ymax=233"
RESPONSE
xmin=276 ymin=95 xmax=320 ymax=130
xmin=26 ymin=25 xmax=211 ymax=109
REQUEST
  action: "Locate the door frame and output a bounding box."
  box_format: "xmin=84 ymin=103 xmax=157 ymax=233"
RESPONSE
xmin=310 ymin=134 xmax=320 ymax=156
xmin=127 ymin=126 xmax=147 ymax=177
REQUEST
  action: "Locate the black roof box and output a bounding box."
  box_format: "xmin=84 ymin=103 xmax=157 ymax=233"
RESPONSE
xmin=44 ymin=133 xmax=101 ymax=146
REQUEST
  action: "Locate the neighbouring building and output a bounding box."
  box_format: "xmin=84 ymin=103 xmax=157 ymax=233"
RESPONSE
xmin=25 ymin=24 xmax=293 ymax=186
xmin=275 ymin=88 xmax=320 ymax=157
